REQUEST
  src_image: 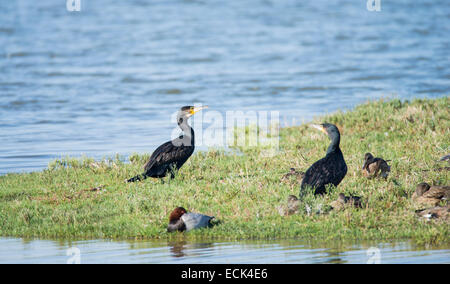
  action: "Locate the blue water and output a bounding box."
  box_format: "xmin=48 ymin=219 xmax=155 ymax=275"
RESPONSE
xmin=1 ymin=238 xmax=449 ymax=264
xmin=0 ymin=0 xmax=449 ymax=173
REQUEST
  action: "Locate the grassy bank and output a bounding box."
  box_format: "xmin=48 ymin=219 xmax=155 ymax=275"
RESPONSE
xmin=0 ymin=97 xmax=449 ymax=244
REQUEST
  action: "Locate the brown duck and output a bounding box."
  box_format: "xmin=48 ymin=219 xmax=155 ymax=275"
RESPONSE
xmin=278 ymin=195 xmax=300 ymax=216
xmin=412 ymin=182 xmax=450 ymax=207
xmin=415 ymin=205 xmax=449 ymax=221
xmin=362 ymin=153 xmax=391 ymax=179
xmin=281 ymin=168 xmax=305 ymax=183
xmin=330 ymin=193 xmax=362 ymax=211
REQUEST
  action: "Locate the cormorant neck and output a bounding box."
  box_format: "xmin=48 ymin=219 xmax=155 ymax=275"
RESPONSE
xmin=178 ymin=117 xmax=195 ymax=145
xmin=326 ymin=131 xmax=340 ymax=154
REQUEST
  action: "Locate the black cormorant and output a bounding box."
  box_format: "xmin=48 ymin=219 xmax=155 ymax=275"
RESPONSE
xmin=300 ymin=123 xmax=347 ymax=195
xmin=127 ymin=105 xmax=207 ymax=183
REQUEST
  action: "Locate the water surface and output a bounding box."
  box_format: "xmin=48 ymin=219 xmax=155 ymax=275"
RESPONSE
xmin=0 ymin=0 xmax=449 ymax=173
xmin=1 ymin=238 xmax=449 ymax=264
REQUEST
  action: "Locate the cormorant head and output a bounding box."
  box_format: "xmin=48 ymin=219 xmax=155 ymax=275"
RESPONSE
xmin=415 ymin=183 xmax=431 ymax=197
xmin=310 ymin=123 xmax=339 ymax=135
xmin=179 ymin=105 xmax=208 ymax=118
xmin=177 ymin=105 xmax=208 ymax=125
xmin=310 ymin=123 xmax=341 ymax=142
xmin=169 ymin=207 xmax=187 ymax=223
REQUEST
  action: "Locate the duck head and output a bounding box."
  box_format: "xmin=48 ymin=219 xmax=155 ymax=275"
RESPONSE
xmin=167 ymin=207 xmax=188 ymax=232
xmin=415 ymin=183 xmax=431 ymax=197
xmin=363 ymin=153 xmax=374 ymax=170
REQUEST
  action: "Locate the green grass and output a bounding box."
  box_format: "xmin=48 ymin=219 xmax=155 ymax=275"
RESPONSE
xmin=0 ymin=97 xmax=449 ymax=245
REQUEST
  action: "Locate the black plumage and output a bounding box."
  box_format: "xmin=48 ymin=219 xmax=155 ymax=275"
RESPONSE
xmin=300 ymin=123 xmax=347 ymax=195
xmin=127 ymin=106 xmax=207 ymax=182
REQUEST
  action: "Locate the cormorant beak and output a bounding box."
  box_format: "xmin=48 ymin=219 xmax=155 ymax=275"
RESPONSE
xmin=310 ymin=124 xmax=327 ymax=134
xmin=189 ymin=106 xmax=208 ymax=117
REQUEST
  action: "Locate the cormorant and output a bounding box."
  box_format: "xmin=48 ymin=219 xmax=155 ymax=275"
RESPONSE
xmin=362 ymin=153 xmax=391 ymax=179
xmin=126 ymin=105 xmax=207 ymax=183
xmin=300 ymin=123 xmax=347 ymax=195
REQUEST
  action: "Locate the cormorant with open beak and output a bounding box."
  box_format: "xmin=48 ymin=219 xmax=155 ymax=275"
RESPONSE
xmin=127 ymin=105 xmax=208 ymax=182
xmin=300 ymin=123 xmax=347 ymax=195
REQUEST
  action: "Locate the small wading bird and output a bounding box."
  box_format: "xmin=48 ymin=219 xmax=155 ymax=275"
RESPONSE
xmin=362 ymin=153 xmax=391 ymax=179
xmin=300 ymin=123 xmax=347 ymax=195
xmin=167 ymin=207 xmax=215 ymax=232
xmin=126 ymin=106 xmax=208 ymax=183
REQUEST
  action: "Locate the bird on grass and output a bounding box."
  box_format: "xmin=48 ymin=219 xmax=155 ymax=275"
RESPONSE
xmin=300 ymin=123 xmax=347 ymax=195
xmin=412 ymin=182 xmax=450 ymax=207
xmin=167 ymin=207 xmax=215 ymax=232
xmin=438 ymin=154 xmax=450 ymax=162
xmin=126 ymin=106 xmax=208 ymax=183
xmin=362 ymin=153 xmax=391 ymax=179
xmin=281 ymin=168 xmax=305 ymax=183
xmin=278 ymin=195 xmax=300 ymax=216
xmin=415 ymin=205 xmax=449 ymax=221
xmin=330 ymin=193 xmax=362 ymax=211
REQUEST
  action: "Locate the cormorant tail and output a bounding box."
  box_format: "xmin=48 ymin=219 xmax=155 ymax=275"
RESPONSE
xmin=126 ymin=173 xmax=147 ymax=183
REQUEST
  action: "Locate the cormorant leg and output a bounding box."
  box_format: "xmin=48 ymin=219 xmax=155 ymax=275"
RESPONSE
xmin=169 ymin=164 xmax=177 ymax=180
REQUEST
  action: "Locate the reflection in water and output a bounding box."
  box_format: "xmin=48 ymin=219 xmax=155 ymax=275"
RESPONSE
xmin=321 ymin=250 xmax=345 ymax=264
xmin=169 ymin=240 xmax=188 ymax=258
xmin=168 ymin=241 xmax=215 ymax=258
xmin=1 ymin=238 xmax=448 ymax=264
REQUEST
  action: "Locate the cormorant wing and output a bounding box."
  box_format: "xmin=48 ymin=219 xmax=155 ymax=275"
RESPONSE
xmin=144 ymin=139 xmax=192 ymax=172
xmin=301 ymin=156 xmax=334 ymax=191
